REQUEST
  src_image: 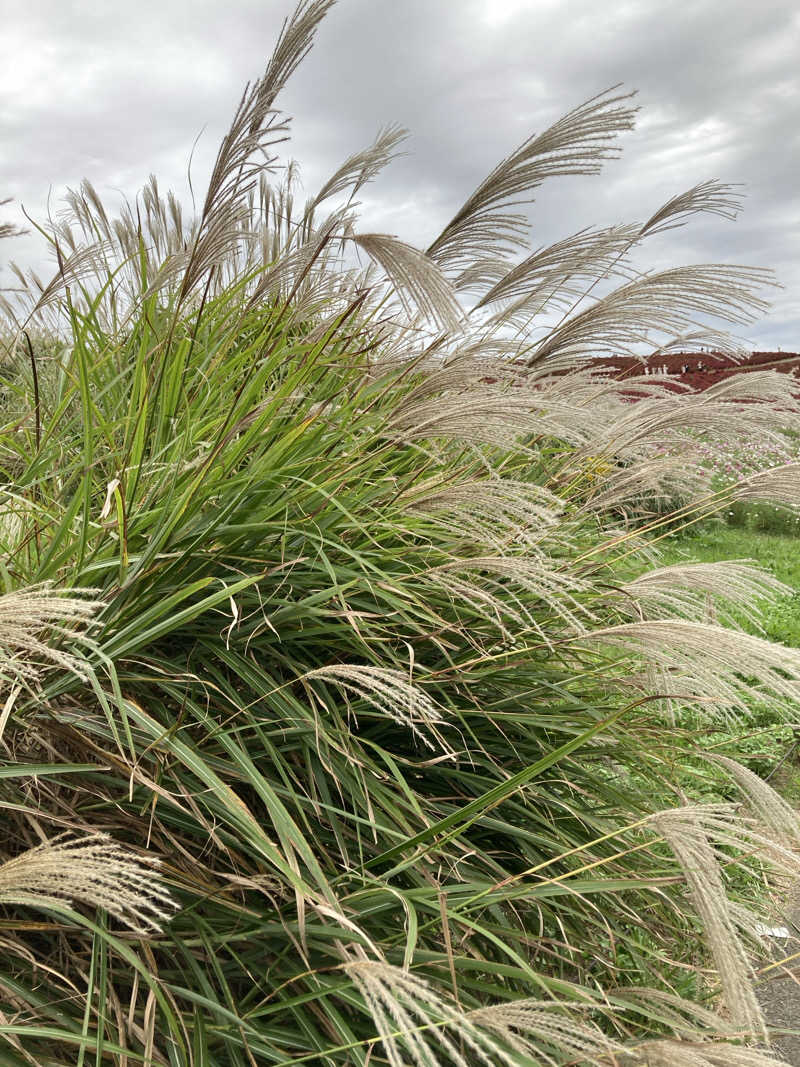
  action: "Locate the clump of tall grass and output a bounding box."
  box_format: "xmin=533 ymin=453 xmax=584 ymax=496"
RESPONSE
xmin=2 ymin=2 xmax=800 ymax=1063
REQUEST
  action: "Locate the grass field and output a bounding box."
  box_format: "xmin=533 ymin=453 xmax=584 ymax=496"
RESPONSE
xmin=662 ymin=514 xmax=800 ymax=800
xmin=664 ymin=515 xmax=800 ymax=643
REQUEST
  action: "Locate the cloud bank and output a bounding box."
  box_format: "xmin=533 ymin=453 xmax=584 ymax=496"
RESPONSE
xmin=2 ymin=0 xmax=798 ymax=347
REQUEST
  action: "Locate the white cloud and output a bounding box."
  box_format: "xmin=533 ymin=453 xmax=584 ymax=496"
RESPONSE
xmin=2 ymin=0 xmax=798 ymax=348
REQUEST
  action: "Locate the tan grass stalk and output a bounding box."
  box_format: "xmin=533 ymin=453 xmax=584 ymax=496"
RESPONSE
xmin=469 ymin=999 xmax=627 ymax=1065
xmin=427 ymin=88 xmax=637 ymax=274
xmin=347 ymin=959 xmax=634 ymax=1067
xmin=528 ymin=264 xmax=773 ymax=366
xmin=0 ymin=583 xmax=103 ymax=690
xmin=650 ymin=807 xmax=766 ymax=1037
xmin=425 ymin=555 xmax=592 ymax=638
xmin=577 ymin=454 xmax=710 ymax=513
xmin=566 ymin=382 xmax=800 ymax=466
xmin=303 ymin=665 xmax=447 ymax=750
xmin=353 ymin=233 xmax=464 ymax=332
xmin=0 ymin=832 xmax=176 ymax=934
xmin=586 ymin=620 xmax=800 ymax=717
xmin=384 ymin=384 xmax=591 ymax=451
xmin=608 ymin=986 xmax=737 ymax=1039
xmin=179 ymin=0 xmax=336 ymax=298
xmin=734 ymin=463 xmax=800 ymax=510
xmin=475 ymin=223 xmax=638 ymax=314
xmin=618 ymin=561 xmax=789 ymax=631
xmin=627 ymin=1040 xmax=790 ymax=1066
xmin=639 ymin=179 xmax=744 ymax=237
xmin=311 ymin=124 xmax=407 ymax=210
xmin=404 ymin=478 xmax=564 ymax=551
xmin=706 ymin=754 xmax=800 ymax=850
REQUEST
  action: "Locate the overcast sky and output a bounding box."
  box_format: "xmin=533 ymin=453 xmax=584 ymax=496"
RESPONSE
xmin=2 ymin=0 xmax=798 ymax=348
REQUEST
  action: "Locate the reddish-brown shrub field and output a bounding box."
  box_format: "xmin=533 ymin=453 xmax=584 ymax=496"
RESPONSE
xmin=588 ymin=350 xmax=800 ymax=394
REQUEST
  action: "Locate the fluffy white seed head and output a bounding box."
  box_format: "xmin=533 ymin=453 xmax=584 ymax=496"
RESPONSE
xmin=0 ymin=832 xmax=176 ymax=935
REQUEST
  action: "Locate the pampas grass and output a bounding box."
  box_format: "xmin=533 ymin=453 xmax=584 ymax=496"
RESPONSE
xmin=0 ymin=833 xmax=175 ymax=934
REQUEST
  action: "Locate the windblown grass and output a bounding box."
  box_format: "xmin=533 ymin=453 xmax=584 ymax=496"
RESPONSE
xmin=2 ymin=2 xmax=800 ymax=1063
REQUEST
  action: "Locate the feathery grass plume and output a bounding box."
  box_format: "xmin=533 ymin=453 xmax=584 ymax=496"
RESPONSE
xmin=0 ymin=198 xmax=26 ymax=241
xmin=706 ymin=754 xmax=800 ymax=850
xmin=469 ymin=1000 xmax=628 ymax=1065
xmin=568 ymin=383 xmax=800 ymax=463
xmin=618 ymin=561 xmax=790 ymax=631
xmin=649 ymin=807 xmax=766 ymax=1037
xmin=243 ymin=206 xmax=351 ymax=311
xmin=575 ymin=453 xmax=711 ymax=513
xmin=0 ymin=584 xmax=102 ymax=690
xmin=404 ymin=477 xmax=565 ymax=550
xmin=474 ymin=222 xmax=639 ymax=314
xmin=653 ymin=805 xmax=800 ymax=882
xmin=303 ymin=665 xmax=448 ymax=750
xmin=6 ymin=241 xmax=111 ymax=333
xmin=626 ymin=1041 xmax=791 ymax=1066
xmin=310 ymin=124 xmax=407 ymax=210
xmin=347 ymin=961 xmax=635 ymax=1067
xmin=489 ymin=180 xmax=746 ymax=331
xmin=639 ymin=179 xmax=744 ymax=237
xmin=586 ymin=620 xmax=800 ymax=716
xmin=527 ymin=264 xmax=774 ymax=366
xmin=733 ymin=462 xmax=800 ymax=509
xmin=0 ymin=833 xmax=175 ymax=934
xmin=353 ymin=233 xmax=464 ymax=332
xmin=424 ymin=556 xmax=592 ymax=640
xmin=427 ymin=87 xmax=638 ymax=275
xmin=607 ymin=987 xmax=738 ymax=1040
xmin=180 ymin=0 xmax=337 ymax=297
xmin=384 ymin=382 xmax=593 ymax=451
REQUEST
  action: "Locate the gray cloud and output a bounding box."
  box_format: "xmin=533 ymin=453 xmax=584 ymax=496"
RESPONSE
xmin=2 ymin=0 xmax=798 ymax=347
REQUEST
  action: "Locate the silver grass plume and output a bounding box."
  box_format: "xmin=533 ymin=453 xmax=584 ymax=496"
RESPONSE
xmin=384 ymin=383 xmax=592 ymax=452
xmin=618 ymin=561 xmax=790 ymax=631
xmin=487 ymin=180 xmax=744 ymax=329
xmin=626 ymin=1041 xmax=791 ymax=1066
xmin=345 ymin=959 xmax=626 ymax=1067
xmin=575 ymin=453 xmax=710 ymax=514
xmin=403 ymin=478 xmax=565 ymax=551
xmin=586 ymin=620 xmax=800 ymax=717
xmin=423 ymin=556 xmax=592 ymax=643
xmin=734 ymin=463 xmax=800 ymax=510
xmin=310 ymin=124 xmax=407 ymax=210
xmin=567 ymin=378 xmax=800 ymax=464
xmin=607 ymin=987 xmax=737 ymax=1040
xmin=6 ymin=241 xmax=111 ymax=333
xmin=649 ymin=807 xmax=766 ymax=1037
xmin=527 ymin=264 xmax=774 ymax=366
xmin=180 ymin=0 xmax=336 ymax=298
xmin=0 ymin=833 xmax=176 ymax=935
xmin=0 ymin=198 xmax=25 ymax=241
xmin=474 ymin=222 xmax=638 ymax=315
xmin=353 ymin=233 xmax=464 ymax=332
xmin=639 ymin=179 xmax=744 ymax=238
xmin=0 ymin=583 xmax=103 ymax=690
xmin=706 ymin=754 xmax=800 ymax=850
xmin=468 ymin=999 xmax=627 ymax=1066
xmin=303 ymin=665 xmax=448 ymax=750
xmin=427 ymin=87 xmax=638 ymax=276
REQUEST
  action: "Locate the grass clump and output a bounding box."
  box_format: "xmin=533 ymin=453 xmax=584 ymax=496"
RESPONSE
xmin=2 ymin=3 xmax=800 ymax=1063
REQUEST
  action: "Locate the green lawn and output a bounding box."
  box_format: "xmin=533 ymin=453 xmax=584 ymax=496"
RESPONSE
xmin=662 ymin=517 xmax=800 ymax=799
xmin=663 ymin=519 xmax=800 ymax=645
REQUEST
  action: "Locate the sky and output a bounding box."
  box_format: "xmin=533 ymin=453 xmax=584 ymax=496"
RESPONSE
xmin=1 ymin=0 xmax=798 ymax=348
